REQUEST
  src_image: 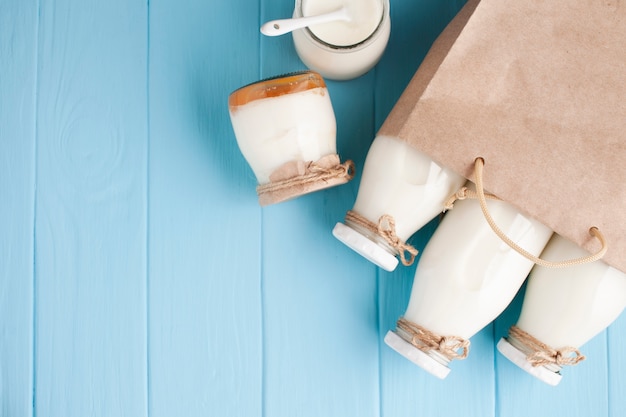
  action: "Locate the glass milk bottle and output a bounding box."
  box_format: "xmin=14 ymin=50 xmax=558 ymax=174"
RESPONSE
xmin=384 ymin=183 xmax=553 ymax=378
xmin=498 ymin=234 xmax=626 ymax=386
xmin=333 ymin=135 xmax=465 ymax=271
xmin=291 ymin=0 xmax=391 ymax=80
xmin=228 ymin=71 xmax=354 ymax=206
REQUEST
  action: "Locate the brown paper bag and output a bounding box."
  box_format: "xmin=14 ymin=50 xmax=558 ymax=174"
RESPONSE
xmin=380 ymin=0 xmax=626 ymax=273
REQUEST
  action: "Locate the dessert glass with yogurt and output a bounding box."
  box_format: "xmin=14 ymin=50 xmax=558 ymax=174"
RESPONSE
xmin=292 ymin=0 xmax=391 ymax=80
xmin=228 ymin=71 xmax=354 ymax=205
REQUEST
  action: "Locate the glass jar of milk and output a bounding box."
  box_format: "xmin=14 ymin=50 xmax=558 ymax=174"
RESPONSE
xmin=228 ymin=71 xmax=354 ymax=206
xmin=292 ymin=0 xmax=391 ymax=80
xmin=333 ymin=135 xmax=466 ymax=271
xmin=497 ymin=234 xmax=626 ymax=386
xmin=384 ymin=183 xmax=553 ymax=378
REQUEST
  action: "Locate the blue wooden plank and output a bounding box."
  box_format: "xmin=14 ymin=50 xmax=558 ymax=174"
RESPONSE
xmin=261 ymin=197 xmax=380 ymax=417
xmin=147 ymin=1 xmax=263 ymax=416
xmin=260 ymin=2 xmax=380 ymax=415
xmin=33 ymin=1 xmax=148 ymax=415
xmin=0 ymin=1 xmax=37 ymax=416
xmin=2 ymin=0 xmax=625 ymax=416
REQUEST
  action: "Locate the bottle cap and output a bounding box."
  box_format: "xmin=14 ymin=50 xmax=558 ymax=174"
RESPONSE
xmin=332 ymin=222 xmax=399 ymax=272
xmin=496 ymin=338 xmax=562 ymax=386
xmin=384 ymin=330 xmax=451 ymax=379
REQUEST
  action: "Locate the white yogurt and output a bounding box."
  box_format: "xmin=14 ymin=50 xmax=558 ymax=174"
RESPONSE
xmin=303 ymin=0 xmax=383 ymax=46
xmin=333 ymin=135 xmax=465 ymax=271
xmin=498 ymin=234 xmax=626 ymax=385
xmin=292 ymin=0 xmax=390 ymax=80
xmin=385 ymin=184 xmax=553 ymax=378
xmin=228 ymin=73 xmax=336 ymax=184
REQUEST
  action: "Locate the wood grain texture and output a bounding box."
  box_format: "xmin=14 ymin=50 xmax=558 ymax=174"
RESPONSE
xmin=0 ymin=0 xmax=625 ymax=416
xmin=262 ymin=198 xmax=380 ymax=417
xmin=34 ymin=0 xmax=148 ymax=415
xmin=147 ymin=1 xmax=262 ymax=416
xmin=260 ymin=2 xmax=380 ymax=416
xmin=0 ymin=1 xmax=37 ymax=416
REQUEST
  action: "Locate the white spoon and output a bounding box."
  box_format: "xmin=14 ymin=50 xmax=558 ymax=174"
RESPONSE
xmin=260 ymin=7 xmax=350 ymax=37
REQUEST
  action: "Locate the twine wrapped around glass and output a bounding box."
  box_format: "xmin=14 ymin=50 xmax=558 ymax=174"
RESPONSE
xmin=228 ymin=71 xmax=354 ymax=205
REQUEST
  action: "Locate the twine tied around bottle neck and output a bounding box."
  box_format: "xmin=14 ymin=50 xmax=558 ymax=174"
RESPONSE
xmin=509 ymin=325 xmax=586 ymax=367
xmin=397 ymin=318 xmax=470 ymax=361
xmin=345 ymin=210 xmax=418 ymax=266
xmin=256 ymin=154 xmax=355 ymax=206
xmin=443 ymin=185 xmax=501 ymax=211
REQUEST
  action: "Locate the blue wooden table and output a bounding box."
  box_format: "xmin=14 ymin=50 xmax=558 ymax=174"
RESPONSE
xmin=2 ymin=0 xmax=625 ymax=416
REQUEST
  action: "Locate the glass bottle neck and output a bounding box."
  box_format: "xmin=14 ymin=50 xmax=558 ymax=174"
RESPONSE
xmin=396 ymin=326 xmax=451 ymax=368
xmin=507 ymin=333 xmax=563 ymax=374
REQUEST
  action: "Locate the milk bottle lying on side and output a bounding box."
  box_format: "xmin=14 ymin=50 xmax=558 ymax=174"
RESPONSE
xmin=333 ymin=135 xmax=465 ymax=271
xmin=498 ymin=234 xmax=626 ymax=386
xmin=384 ymin=182 xmax=553 ymax=378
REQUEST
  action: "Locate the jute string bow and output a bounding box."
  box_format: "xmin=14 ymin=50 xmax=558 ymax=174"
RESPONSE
xmin=344 ymin=210 xmax=418 ymax=266
xmin=256 ymin=154 xmax=354 ymax=206
xmin=397 ymin=318 xmax=470 ymax=361
xmin=509 ymin=325 xmax=586 ymax=367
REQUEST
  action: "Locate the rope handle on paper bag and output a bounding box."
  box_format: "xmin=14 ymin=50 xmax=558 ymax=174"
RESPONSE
xmin=447 ymin=157 xmax=607 ymax=268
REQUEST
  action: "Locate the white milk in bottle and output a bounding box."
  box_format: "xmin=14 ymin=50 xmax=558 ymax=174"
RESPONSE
xmin=384 ymin=183 xmax=553 ymax=378
xmin=333 ymin=135 xmax=465 ymax=271
xmin=292 ymin=0 xmax=391 ymax=80
xmin=498 ymin=234 xmax=626 ymax=385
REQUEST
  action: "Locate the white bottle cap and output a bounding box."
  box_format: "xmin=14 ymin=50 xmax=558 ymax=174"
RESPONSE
xmin=496 ymin=338 xmax=562 ymax=386
xmin=384 ymin=330 xmax=451 ymax=379
xmin=332 ymin=222 xmax=399 ymax=272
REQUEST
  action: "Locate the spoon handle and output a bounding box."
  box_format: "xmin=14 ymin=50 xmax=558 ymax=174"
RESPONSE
xmin=261 ymin=8 xmax=349 ymax=36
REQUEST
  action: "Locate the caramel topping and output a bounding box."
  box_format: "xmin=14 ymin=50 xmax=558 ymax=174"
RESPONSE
xmin=228 ymin=71 xmax=326 ymax=108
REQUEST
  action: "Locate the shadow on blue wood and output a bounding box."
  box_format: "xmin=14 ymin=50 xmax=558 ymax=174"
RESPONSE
xmin=2 ymin=0 xmax=625 ymax=416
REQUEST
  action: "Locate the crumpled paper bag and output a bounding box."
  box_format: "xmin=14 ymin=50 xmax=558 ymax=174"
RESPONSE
xmin=379 ymin=0 xmax=626 ymax=272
